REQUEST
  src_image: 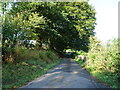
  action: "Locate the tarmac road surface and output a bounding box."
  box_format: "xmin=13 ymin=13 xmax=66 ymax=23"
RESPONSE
xmin=20 ymin=58 xmax=110 ymax=88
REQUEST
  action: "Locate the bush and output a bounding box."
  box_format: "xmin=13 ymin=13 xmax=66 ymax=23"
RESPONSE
xmin=7 ymin=46 xmax=59 ymax=64
xmin=2 ymin=47 xmax=61 ymax=89
xmin=85 ymin=37 xmax=120 ymax=88
xmin=74 ymin=37 xmax=120 ymax=88
xmin=13 ymin=46 xmax=40 ymax=61
xmin=76 ymin=50 xmax=87 ymax=56
xmin=86 ymin=38 xmax=120 ymax=73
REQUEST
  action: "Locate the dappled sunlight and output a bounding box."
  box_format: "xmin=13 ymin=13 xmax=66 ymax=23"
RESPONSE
xmin=72 ymin=71 xmax=79 ymax=74
xmin=2 ymin=1 xmax=119 ymax=89
xmin=24 ymin=71 xmax=94 ymax=88
xmin=54 ymin=76 xmax=63 ymax=79
xmin=20 ymin=59 xmax=109 ymax=88
xmin=29 ymin=72 xmax=62 ymax=83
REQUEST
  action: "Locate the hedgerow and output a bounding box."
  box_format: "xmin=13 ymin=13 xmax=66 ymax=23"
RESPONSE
xmin=74 ymin=36 xmax=120 ymax=88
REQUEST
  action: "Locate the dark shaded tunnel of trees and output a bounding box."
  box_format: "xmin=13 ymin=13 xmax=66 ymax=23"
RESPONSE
xmin=2 ymin=2 xmax=96 ymax=61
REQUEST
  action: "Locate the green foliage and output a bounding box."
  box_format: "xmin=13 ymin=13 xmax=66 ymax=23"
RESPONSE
xmin=14 ymin=46 xmax=40 ymax=61
xmin=2 ymin=11 xmax=38 ymax=61
xmin=74 ymin=50 xmax=87 ymax=66
xmin=2 ymin=50 xmax=61 ymax=89
xmin=12 ymin=45 xmax=58 ymax=63
xmin=2 ymin=2 xmax=96 ymax=62
xmin=4 ymin=2 xmax=96 ymax=53
xmin=86 ymin=37 xmax=120 ymax=73
xmin=76 ymin=50 xmax=87 ymax=56
xmin=2 ymin=2 xmax=96 ymax=89
xmin=74 ymin=57 xmax=85 ymax=67
xmin=74 ymin=37 xmax=120 ymax=88
xmin=39 ymin=50 xmax=58 ymax=64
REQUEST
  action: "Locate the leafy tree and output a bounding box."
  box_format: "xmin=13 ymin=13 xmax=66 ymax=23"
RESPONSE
xmin=2 ymin=1 xmax=96 ymax=60
xmin=30 ymin=2 xmax=96 ymax=52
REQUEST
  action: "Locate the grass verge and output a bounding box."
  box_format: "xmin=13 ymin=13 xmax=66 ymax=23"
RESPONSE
xmin=2 ymin=50 xmax=62 ymax=89
xmin=74 ymin=57 xmax=120 ymax=88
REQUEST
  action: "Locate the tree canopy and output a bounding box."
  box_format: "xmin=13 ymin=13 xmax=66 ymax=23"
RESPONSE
xmin=2 ymin=2 xmax=96 ymax=56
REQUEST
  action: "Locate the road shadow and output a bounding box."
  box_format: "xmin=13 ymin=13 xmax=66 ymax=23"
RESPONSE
xmin=20 ymin=58 xmax=111 ymax=88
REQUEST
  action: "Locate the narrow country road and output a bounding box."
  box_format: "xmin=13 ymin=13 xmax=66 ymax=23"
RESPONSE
xmin=20 ymin=58 xmax=109 ymax=88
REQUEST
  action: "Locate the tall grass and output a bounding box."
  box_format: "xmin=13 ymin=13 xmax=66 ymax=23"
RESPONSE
xmin=74 ymin=37 xmax=120 ymax=88
xmin=3 ymin=46 xmax=61 ymax=89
